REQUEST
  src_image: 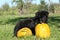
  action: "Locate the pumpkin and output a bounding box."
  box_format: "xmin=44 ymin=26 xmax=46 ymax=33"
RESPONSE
xmin=17 ymin=27 xmax=32 ymax=37
xmin=35 ymin=23 xmax=50 ymax=38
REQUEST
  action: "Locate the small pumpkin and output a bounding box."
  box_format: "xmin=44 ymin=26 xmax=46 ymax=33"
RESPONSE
xmin=35 ymin=23 xmax=50 ymax=38
xmin=17 ymin=27 xmax=32 ymax=37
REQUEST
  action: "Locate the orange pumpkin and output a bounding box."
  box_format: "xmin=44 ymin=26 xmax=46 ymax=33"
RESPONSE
xmin=35 ymin=23 xmax=50 ymax=38
xmin=17 ymin=27 xmax=32 ymax=37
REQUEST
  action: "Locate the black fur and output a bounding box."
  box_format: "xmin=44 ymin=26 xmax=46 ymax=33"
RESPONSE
xmin=14 ymin=10 xmax=49 ymax=37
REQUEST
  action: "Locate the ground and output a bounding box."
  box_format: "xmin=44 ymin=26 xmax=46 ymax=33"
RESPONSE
xmin=0 ymin=13 xmax=60 ymax=40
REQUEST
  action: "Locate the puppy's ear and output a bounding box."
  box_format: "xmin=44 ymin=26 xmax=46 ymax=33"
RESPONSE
xmin=35 ymin=12 xmax=38 ymax=17
xmin=35 ymin=11 xmax=41 ymax=18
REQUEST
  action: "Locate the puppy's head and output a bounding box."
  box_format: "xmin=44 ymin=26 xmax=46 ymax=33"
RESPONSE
xmin=35 ymin=10 xmax=49 ymax=23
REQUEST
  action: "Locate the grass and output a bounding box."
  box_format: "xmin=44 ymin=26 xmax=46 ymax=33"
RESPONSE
xmin=0 ymin=14 xmax=60 ymax=40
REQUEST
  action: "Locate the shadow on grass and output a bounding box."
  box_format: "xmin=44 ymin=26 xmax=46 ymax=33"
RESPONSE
xmin=0 ymin=16 xmax=60 ymax=27
xmin=0 ymin=17 xmax=33 ymax=25
xmin=48 ymin=16 xmax=60 ymax=27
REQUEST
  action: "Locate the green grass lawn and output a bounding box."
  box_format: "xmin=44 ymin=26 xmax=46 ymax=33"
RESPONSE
xmin=0 ymin=14 xmax=60 ymax=40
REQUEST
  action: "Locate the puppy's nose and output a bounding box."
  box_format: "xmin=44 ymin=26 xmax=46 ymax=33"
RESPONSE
xmin=40 ymin=21 xmax=42 ymax=24
xmin=40 ymin=19 xmax=43 ymax=23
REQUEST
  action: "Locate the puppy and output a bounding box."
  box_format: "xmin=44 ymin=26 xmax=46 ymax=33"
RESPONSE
xmin=14 ymin=10 xmax=49 ymax=37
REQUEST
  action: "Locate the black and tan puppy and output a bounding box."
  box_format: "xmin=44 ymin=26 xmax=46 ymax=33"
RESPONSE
xmin=14 ymin=10 xmax=49 ymax=37
xmin=34 ymin=10 xmax=49 ymax=23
